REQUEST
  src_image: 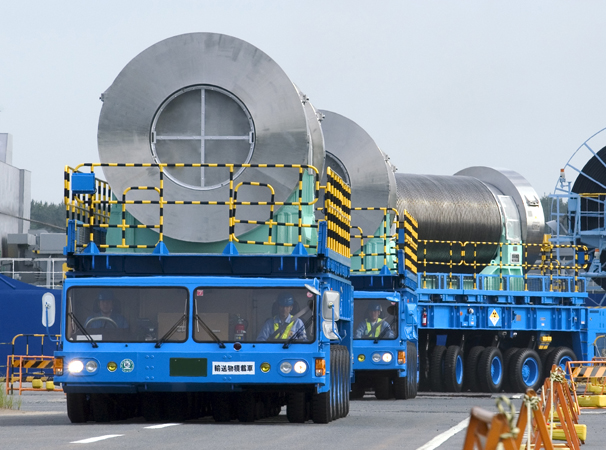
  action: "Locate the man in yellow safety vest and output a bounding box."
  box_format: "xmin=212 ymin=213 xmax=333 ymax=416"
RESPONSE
xmin=354 ymin=303 xmax=394 ymax=339
xmin=256 ymin=293 xmax=307 ymax=341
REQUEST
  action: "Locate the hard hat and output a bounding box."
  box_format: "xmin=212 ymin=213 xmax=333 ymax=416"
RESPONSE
xmin=367 ymin=303 xmax=382 ymax=312
xmin=98 ymin=290 xmax=114 ymax=301
xmin=277 ymin=292 xmax=294 ymax=306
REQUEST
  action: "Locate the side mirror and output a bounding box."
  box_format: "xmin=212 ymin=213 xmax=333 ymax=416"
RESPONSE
xmin=41 ymin=292 xmax=56 ymax=327
xmin=322 ymin=291 xmax=340 ymax=321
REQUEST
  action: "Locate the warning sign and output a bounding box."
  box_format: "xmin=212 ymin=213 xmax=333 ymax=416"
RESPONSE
xmin=489 ymin=309 xmax=500 ymax=326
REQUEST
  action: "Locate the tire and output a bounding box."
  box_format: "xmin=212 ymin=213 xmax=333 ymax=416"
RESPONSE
xmin=212 ymin=393 xmax=232 ymax=423
xmin=478 ymin=347 xmax=504 ymax=393
xmin=238 ymin=392 xmax=257 ymax=423
xmin=509 ymin=348 xmax=542 ymax=393
xmin=166 ymin=392 xmax=187 ymax=421
xmin=407 ymin=341 xmax=418 ymax=399
xmin=374 ymin=376 xmax=392 ymax=400
xmin=66 ymin=393 xmax=89 ymax=423
xmin=502 ymin=347 xmax=519 ymax=392
xmin=330 ymin=346 xmax=337 ymax=420
xmin=393 ymin=376 xmax=407 ymax=399
xmin=90 ymin=394 xmax=111 ymax=423
xmin=312 ymin=391 xmax=331 ymax=424
xmin=540 ymin=348 xmax=556 ymax=381
xmin=545 ymin=347 xmax=576 ymax=375
xmin=465 ymin=346 xmax=485 ymax=392
xmin=340 ymin=346 xmax=351 ymax=417
xmin=443 ymin=345 xmax=464 ymax=392
xmin=350 ymin=382 xmax=365 ymax=399
xmin=286 ymin=392 xmax=306 ymax=423
xmin=429 ymin=345 xmax=447 ymax=392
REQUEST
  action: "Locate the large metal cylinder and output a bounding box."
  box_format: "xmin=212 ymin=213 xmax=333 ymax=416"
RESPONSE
xmin=98 ymin=33 xmax=324 ymax=243
xmin=317 ymin=110 xmax=397 ymax=252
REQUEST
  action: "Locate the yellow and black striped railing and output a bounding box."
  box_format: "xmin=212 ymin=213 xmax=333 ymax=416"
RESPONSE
xmin=64 ymin=162 xmax=325 ymax=251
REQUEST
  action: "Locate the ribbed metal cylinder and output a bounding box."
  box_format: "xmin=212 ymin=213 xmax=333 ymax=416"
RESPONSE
xmin=395 ymin=173 xmax=503 ymax=268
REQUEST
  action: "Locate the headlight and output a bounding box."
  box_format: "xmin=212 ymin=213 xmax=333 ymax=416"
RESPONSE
xmin=294 ymin=361 xmax=307 ymax=374
xmin=280 ymin=361 xmax=293 ymax=373
xmin=85 ymin=360 xmax=98 ymax=373
xmin=382 ymin=353 xmax=393 ymax=363
xmin=68 ymin=360 xmax=84 ymax=373
xmin=372 ymin=353 xmax=381 ymax=363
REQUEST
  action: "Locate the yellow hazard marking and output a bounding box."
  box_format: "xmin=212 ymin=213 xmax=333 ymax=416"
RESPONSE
xmin=489 ymin=309 xmax=500 ymax=326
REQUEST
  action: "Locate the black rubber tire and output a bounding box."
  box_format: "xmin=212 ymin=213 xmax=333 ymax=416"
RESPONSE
xmin=444 ymin=345 xmax=464 ymax=392
xmin=286 ymin=392 xmax=306 ymax=423
xmin=502 ymin=347 xmax=519 ymax=392
xmin=540 ymin=348 xmax=556 ymax=381
xmin=478 ymin=347 xmax=504 ymax=393
xmin=212 ymin=393 xmax=232 ymax=423
xmin=336 ymin=346 xmax=344 ymax=418
xmin=393 ymin=376 xmax=407 ymax=400
xmin=90 ymin=394 xmax=111 ymax=423
xmin=407 ymin=341 xmax=418 ymax=399
xmin=238 ymin=392 xmax=257 ymax=423
xmin=430 ymin=345 xmax=447 ymax=392
xmin=66 ymin=393 xmax=89 ymax=423
xmin=165 ymin=392 xmax=187 ymax=421
xmin=545 ymin=347 xmax=576 ymax=375
xmin=340 ymin=345 xmax=351 ymax=417
xmin=374 ymin=376 xmax=393 ymax=400
xmin=464 ymin=346 xmax=485 ymax=392
xmin=350 ymin=382 xmax=365 ymax=399
xmin=312 ymin=392 xmax=331 ymax=424
xmin=509 ymin=348 xmax=543 ymax=393
xmin=330 ymin=346 xmax=338 ymax=420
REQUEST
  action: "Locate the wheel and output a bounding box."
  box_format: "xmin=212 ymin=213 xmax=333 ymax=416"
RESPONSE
xmin=330 ymin=346 xmax=338 ymax=420
xmin=335 ymin=346 xmax=343 ymax=418
xmin=312 ymin=391 xmax=331 ymax=424
xmin=212 ymin=393 xmax=232 ymax=422
xmin=66 ymin=393 xmax=89 ymax=423
xmin=166 ymin=392 xmax=187 ymax=421
xmin=90 ymin=394 xmax=111 ymax=422
xmin=374 ymin=376 xmax=392 ymax=399
xmin=407 ymin=341 xmax=418 ymax=399
xmin=464 ymin=346 xmax=485 ymax=392
xmin=429 ymin=345 xmax=447 ymax=392
xmin=238 ymin=392 xmax=257 ymax=423
xmin=339 ymin=346 xmax=351 ymax=417
xmin=509 ymin=348 xmax=542 ymax=393
xmin=540 ymin=347 xmax=556 ymax=380
xmin=350 ymin=381 xmax=365 ymax=399
xmin=478 ymin=347 xmax=504 ymax=393
xmin=84 ymin=316 xmax=118 ymax=328
xmin=545 ymin=347 xmax=576 ymax=375
xmin=502 ymin=347 xmax=519 ymax=392
xmin=286 ymin=392 xmax=306 ymax=423
xmin=443 ymin=345 xmax=464 ymax=392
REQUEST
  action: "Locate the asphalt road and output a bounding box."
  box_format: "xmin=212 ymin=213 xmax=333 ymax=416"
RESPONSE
xmin=1 ymin=391 xmax=605 ymax=450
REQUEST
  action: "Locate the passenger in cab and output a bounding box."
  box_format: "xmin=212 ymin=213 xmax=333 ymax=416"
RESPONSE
xmin=257 ymin=292 xmax=306 ymax=341
xmin=354 ymin=303 xmax=394 ymax=339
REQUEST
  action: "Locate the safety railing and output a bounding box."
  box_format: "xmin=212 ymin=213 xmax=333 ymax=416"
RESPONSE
xmin=350 ymin=207 xmax=399 ymax=273
xmin=5 ymin=334 xmax=62 ymax=395
xmin=0 ymin=257 xmax=66 ymax=288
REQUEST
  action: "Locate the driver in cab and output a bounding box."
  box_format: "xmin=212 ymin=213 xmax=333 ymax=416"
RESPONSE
xmin=86 ymin=290 xmax=128 ymax=329
xmin=257 ymin=293 xmax=306 ymax=341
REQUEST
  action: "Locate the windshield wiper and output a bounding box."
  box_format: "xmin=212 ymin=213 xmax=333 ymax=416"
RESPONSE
xmin=155 ymin=314 xmax=186 ymax=348
xmin=195 ymin=314 xmax=226 ymax=348
xmin=373 ymin=320 xmax=395 ymax=344
xmin=68 ymin=312 xmax=98 ymax=348
xmin=282 ymin=316 xmax=313 ymax=349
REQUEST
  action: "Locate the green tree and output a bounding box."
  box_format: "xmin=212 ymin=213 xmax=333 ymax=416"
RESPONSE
xmin=30 ymin=200 xmax=65 ymax=230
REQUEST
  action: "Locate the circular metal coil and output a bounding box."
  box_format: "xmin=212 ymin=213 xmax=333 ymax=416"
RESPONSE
xmin=98 ymin=32 xmax=324 ymax=243
xmin=395 ymin=173 xmax=503 ymax=269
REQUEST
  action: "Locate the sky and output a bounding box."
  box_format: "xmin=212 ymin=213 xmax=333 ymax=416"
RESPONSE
xmin=2 ymin=1 xmax=606 ymax=203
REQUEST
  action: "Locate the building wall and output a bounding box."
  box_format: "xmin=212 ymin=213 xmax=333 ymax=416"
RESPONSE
xmin=0 ymin=133 xmax=31 ymax=257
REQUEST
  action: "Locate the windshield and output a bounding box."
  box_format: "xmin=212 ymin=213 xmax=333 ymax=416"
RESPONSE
xmin=353 ymin=298 xmax=398 ymax=340
xmin=66 ymin=286 xmax=188 ymax=343
xmin=193 ymin=287 xmax=315 ymax=344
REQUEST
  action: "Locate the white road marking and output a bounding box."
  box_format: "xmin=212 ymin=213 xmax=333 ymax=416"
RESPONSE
xmin=415 ymin=417 xmax=470 ymax=450
xmin=70 ymin=435 xmax=124 ymax=444
xmin=144 ymin=423 xmax=182 ymax=429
